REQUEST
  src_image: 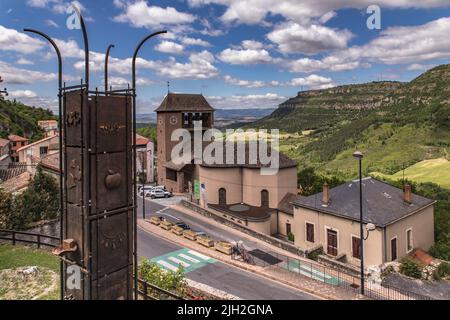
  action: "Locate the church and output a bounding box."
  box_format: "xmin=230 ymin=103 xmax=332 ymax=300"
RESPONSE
xmin=155 ymin=93 xmax=299 ymax=234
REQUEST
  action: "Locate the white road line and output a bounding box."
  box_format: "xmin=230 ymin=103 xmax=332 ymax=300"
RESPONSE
xmin=178 ymin=254 xmax=200 ymax=264
xmin=168 ymin=257 xmax=190 ymax=268
xmin=188 ymin=250 xmax=211 ymax=261
xmin=157 ymin=260 xmax=178 ymax=272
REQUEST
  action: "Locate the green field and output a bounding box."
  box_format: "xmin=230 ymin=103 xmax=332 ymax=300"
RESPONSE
xmin=372 ymin=158 xmax=450 ymax=189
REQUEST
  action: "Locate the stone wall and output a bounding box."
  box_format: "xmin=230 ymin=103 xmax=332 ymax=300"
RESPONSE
xmin=317 ymin=254 xmax=362 ymax=277
xmin=181 ymin=200 xmax=305 ymax=257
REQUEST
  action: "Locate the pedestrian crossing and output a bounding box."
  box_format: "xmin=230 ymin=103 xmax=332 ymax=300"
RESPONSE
xmin=286 ymin=260 xmax=341 ymax=286
xmin=151 ymin=248 xmax=216 ymax=273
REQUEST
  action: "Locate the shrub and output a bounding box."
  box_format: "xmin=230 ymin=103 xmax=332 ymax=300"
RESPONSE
xmin=287 ymin=232 xmax=295 ymax=242
xmin=306 ymin=247 xmax=323 ymax=261
xmin=433 ymin=262 xmax=450 ymax=281
xmin=381 ymin=265 xmax=395 ymax=278
xmin=399 ymin=258 xmax=422 ymax=279
xmin=138 ymin=259 xmax=187 ymax=298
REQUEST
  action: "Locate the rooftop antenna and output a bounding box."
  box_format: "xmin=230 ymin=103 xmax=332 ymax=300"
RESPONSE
xmin=167 ymin=80 xmax=170 ymax=94
xmin=0 ymin=76 xmax=7 ymax=98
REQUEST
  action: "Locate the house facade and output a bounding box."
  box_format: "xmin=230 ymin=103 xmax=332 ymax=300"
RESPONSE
xmin=8 ymin=134 xmax=28 ymax=162
xmin=0 ymin=138 xmax=10 ymax=167
xmin=292 ymin=177 xmax=435 ymax=267
xmin=17 ymin=135 xmax=59 ymax=173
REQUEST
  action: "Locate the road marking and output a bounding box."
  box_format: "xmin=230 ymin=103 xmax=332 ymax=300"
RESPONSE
xmin=188 ymin=250 xmax=211 ymax=261
xmin=168 ymin=257 xmax=190 ymax=268
xmin=157 ymin=260 xmax=178 ymax=272
xmin=178 ymin=254 xmax=200 ymax=264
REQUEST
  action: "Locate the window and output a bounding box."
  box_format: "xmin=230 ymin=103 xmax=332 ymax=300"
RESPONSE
xmin=261 ymin=189 xmax=269 ymax=207
xmin=406 ymin=229 xmax=413 ymax=252
xmin=166 ymin=168 xmax=177 ymax=182
xmin=306 ymin=222 xmax=314 ymax=243
xmin=352 ymin=236 xmax=361 ymax=259
xmin=218 ymin=188 xmax=226 ymax=205
xmin=40 ymin=146 xmax=48 ymax=156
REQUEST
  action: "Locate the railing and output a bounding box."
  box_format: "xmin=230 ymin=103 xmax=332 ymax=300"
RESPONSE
xmin=0 ymin=229 xmax=184 ymax=300
xmin=253 ymin=249 xmax=432 ymax=301
xmin=136 ymin=278 xmax=185 ymax=300
xmin=0 ymin=229 xmax=60 ymax=249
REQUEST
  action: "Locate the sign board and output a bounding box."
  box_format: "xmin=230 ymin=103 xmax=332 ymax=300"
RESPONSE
xmin=194 ymin=179 xmax=200 ymax=200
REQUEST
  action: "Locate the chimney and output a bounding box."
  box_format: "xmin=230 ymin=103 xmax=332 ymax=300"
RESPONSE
xmin=322 ymin=182 xmax=329 ymax=204
xmin=404 ymin=184 xmax=412 ymax=203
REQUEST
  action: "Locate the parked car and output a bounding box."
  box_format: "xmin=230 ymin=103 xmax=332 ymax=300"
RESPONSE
xmin=175 ymin=222 xmax=190 ymax=230
xmin=139 ymin=185 xmax=155 ymax=196
xmin=145 ymin=189 xmax=172 ymax=199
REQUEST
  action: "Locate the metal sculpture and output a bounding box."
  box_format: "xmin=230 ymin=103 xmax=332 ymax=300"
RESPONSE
xmin=24 ymin=5 xmax=166 ymax=300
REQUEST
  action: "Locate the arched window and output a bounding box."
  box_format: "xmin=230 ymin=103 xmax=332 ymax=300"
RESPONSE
xmin=218 ymin=188 xmax=226 ymax=205
xmin=261 ymin=189 xmax=269 ymax=207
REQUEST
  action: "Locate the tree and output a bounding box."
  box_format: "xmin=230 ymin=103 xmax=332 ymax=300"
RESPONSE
xmin=16 ymin=167 xmax=59 ymax=223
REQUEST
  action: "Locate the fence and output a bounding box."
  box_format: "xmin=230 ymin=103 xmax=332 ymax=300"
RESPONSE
xmin=249 ymin=249 xmax=432 ymax=300
xmin=0 ymin=229 xmax=183 ymax=301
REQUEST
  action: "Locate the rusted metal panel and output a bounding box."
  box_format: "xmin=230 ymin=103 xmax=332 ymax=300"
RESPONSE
xmin=90 ymin=151 xmax=132 ymax=213
xmin=91 ymin=95 xmax=131 ymax=153
xmin=65 ymin=90 xmax=87 ymax=146
xmin=93 ymin=267 xmax=132 ymax=300
xmin=90 ymin=211 xmax=132 ymax=277
xmin=66 ymin=147 xmax=83 ymax=205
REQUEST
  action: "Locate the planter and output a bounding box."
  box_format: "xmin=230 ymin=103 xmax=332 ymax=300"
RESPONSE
xmin=160 ymin=220 xmax=173 ymax=230
xmin=149 ymin=216 xmax=161 ymax=226
xmin=183 ymin=230 xmax=198 ymax=241
xmin=197 ymin=236 xmax=214 ymax=248
xmin=215 ymin=241 xmax=233 ymax=255
xmin=171 ymin=225 xmax=184 ymax=236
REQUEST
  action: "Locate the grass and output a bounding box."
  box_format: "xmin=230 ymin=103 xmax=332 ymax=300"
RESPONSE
xmin=372 ymin=158 xmax=450 ymax=189
xmin=0 ymin=244 xmax=60 ymax=300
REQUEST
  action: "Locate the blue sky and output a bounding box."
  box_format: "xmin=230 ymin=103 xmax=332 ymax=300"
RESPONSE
xmin=1 ymin=0 xmax=450 ymax=114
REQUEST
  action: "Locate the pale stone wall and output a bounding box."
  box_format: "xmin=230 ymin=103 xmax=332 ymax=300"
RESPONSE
xmin=385 ymin=205 xmax=434 ymax=262
xmin=293 ymin=206 xmax=384 ymax=267
xmin=198 ymin=166 xmax=242 ymax=205
xmin=277 ymin=211 xmax=294 ymax=237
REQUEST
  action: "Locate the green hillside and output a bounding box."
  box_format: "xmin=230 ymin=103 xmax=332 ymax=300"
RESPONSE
xmin=0 ymin=99 xmax=55 ymax=142
xmin=246 ymin=64 xmax=450 ymax=186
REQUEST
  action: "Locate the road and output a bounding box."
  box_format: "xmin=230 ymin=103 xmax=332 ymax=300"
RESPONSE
xmin=136 ymin=196 xmax=317 ymax=300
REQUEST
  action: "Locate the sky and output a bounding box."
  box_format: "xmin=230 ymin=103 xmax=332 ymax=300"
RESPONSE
xmin=1 ymin=0 xmax=450 ymax=114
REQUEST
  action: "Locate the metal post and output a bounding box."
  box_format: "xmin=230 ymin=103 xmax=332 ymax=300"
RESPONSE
xmin=132 ymin=30 xmax=167 ymax=300
xmin=142 ymin=152 xmax=146 ymax=220
xmin=23 ymin=27 xmax=63 ymax=300
xmin=359 ymin=157 xmax=364 ymax=295
xmin=105 ymin=44 xmax=115 ymax=94
xmin=353 ymin=150 xmax=364 ymax=295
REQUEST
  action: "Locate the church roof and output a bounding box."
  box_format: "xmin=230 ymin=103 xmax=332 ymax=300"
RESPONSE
xmin=155 ymin=93 xmax=214 ymax=112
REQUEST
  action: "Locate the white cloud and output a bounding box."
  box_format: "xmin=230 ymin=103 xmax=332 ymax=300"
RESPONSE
xmin=181 ymin=37 xmax=211 ymax=47
xmin=8 ymin=90 xmax=38 ymax=98
xmin=188 ymin=0 xmax=450 ymax=25
xmin=407 ymin=63 xmax=435 ymax=71
xmin=156 ymin=50 xmax=219 ymax=79
xmin=16 ymin=58 xmax=34 ymax=65
xmin=0 ymin=62 xmax=57 ymax=84
xmin=207 ymin=93 xmax=285 ymax=109
xmin=218 ymin=40 xmax=275 ymax=65
xmin=0 ymin=25 xmax=45 ymax=54
xmin=114 ymin=1 xmax=196 ymax=28
xmin=224 ymin=75 xmax=266 ymax=88
xmin=290 ymin=17 xmax=450 ymax=73
xmin=224 ymin=74 xmax=335 ymax=89
xmin=288 ymin=75 xmax=335 ymax=89
xmin=108 ymin=76 xmax=153 ymax=88
xmin=155 ymin=41 xmax=185 ymax=55
xmin=45 ymin=19 xmax=59 ymax=28
xmin=267 ymin=22 xmax=353 ymax=55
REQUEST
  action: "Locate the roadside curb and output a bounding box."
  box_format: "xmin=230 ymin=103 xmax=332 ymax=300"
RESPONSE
xmin=138 ymin=220 xmax=330 ymax=300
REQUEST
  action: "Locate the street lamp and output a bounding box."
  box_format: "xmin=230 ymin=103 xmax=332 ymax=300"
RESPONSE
xmin=353 ymin=150 xmax=365 ymax=295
